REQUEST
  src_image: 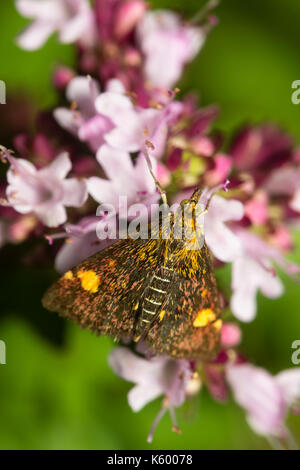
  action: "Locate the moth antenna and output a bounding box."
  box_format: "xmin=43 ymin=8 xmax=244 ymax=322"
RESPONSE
xmin=200 ymin=179 xmax=230 ymax=212
xmin=143 ymin=142 xmax=168 ymax=206
xmin=190 ymin=0 xmax=219 ymax=26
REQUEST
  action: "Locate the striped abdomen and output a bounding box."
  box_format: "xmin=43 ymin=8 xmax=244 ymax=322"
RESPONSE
xmin=134 ymin=264 xmax=175 ymax=339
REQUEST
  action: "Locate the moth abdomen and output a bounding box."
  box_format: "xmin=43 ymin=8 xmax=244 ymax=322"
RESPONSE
xmin=133 ymin=263 xmax=175 ymax=340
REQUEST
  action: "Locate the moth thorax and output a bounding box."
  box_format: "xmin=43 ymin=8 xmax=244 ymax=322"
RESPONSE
xmin=172 ymin=201 xmax=205 ymax=248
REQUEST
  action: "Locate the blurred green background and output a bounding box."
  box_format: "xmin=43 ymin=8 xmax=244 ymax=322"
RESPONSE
xmin=0 ymin=0 xmax=300 ymax=450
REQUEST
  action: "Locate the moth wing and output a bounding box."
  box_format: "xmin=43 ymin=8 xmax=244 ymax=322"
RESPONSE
xmin=42 ymin=238 xmax=163 ymax=339
xmin=146 ymin=258 xmax=222 ymax=359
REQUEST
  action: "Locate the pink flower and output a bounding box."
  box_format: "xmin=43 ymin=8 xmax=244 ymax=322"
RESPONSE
xmin=54 ymin=76 xmax=113 ymax=152
xmin=94 ymin=88 xmax=173 ymax=156
xmin=269 ymin=225 xmax=293 ymax=252
xmin=226 ymin=363 xmax=300 ymax=439
xmin=109 ymin=347 xmax=192 ymax=442
xmin=8 ymin=215 xmax=37 ymax=243
xmin=205 ymin=154 xmax=232 ymax=186
xmin=244 ymin=191 xmax=269 ymax=225
xmin=221 ymin=323 xmax=242 ymax=348
xmin=3 ymin=150 xmax=87 ymax=227
xmin=205 ymin=195 xmax=244 ymax=262
xmin=204 ymin=364 xmax=229 ymax=402
xmin=230 ymin=124 xmax=293 ymax=172
xmin=15 ymin=0 xmax=96 ymax=50
xmin=156 ymin=162 xmax=171 ymax=187
xmin=230 ymin=230 xmax=299 ymax=322
xmin=291 ymin=189 xmax=300 ymax=212
xmin=53 ymin=65 xmax=75 ymax=90
xmin=137 ymin=10 xmax=204 ymax=89
xmin=87 ymin=144 xmax=158 ymax=208
xmin=173 ymin=190 xmax=244 ymax=263
xmin=53 ymin=216 xmax=115 ymax=272
xmin=55 ymin=76 xmax=176 ymax=156
xmin=264 ymin=165 xmax=300 ymax=213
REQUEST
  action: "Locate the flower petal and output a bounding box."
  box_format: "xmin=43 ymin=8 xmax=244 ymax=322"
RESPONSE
xmin=78 ymin=115 xmax=113 ymax=144
xmin=59 ymin=14 xmax=88 ymax=43
xmin=87 ymin=176 xmax=118 ymax=206
xmin=96 ymin=145 xmax=133 ymax=181
xmin=55 ymin=232 xmax=114 ymax=273
xmin=40 ymin=152 xmax=71 ymax=179
xmin=36 ymin=204 xmax=67 ymax=227
xmin=133 ymin=152 xmax=156 ymax=194
xmin=66 ymin=76 xmax=99 ymax=117
xmin=53 ymin=108 xmax=82 ymax=135
xmin=206 ymin=223 xmax=243 ymax=263
xmin=109 ymin=347 xmax=165 ymax=385
xmin=95 ymin=92 xmax=133 ymax=118
xmin=16 ymin=0 xmax=64 ymax=20
xmin=128 ymin=383 xmax=163 ymax=412
xmin=291 ymin=189 xmax=300 ymax=212
xmin=226 ymin=364 xmax=286 ymax=437
xmin=275 ymin=368 xmax=300 ymax=406
xmin=204 ymin=196 xmax=244 ymax=262
xmin=62 ymin=178 xmax=88 ymax=207
xmin=16 ymin=21 xmax=55 ymax=50
xmin=105 ymin=78 xmax=126 ymax=94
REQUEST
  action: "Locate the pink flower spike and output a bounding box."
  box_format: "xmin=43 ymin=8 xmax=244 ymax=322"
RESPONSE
xmin=15 ymin=0 xmax=96 ymax=50
xmin=4 ymin=151 xmax=87 ymax=227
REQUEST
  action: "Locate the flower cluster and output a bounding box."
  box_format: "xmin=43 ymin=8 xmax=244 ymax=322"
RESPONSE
xmin=1 ymin=0 xmax=300 ymax=447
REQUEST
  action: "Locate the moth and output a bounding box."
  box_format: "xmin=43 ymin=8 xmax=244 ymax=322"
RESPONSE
xmin=42 ymin=186 xmax=223 ymax=360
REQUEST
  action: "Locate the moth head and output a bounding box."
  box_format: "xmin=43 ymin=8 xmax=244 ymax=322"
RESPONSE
xmin=173 ymin=188 xmax=206 ymax=249
xmin=179 ymin=187 xmax=205 ymax=220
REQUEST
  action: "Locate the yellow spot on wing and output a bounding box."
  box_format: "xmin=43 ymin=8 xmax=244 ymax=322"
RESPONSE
xmin=193 ymin=308 xmax=216 ymax=327
xmin=77 ymin=270 xmax=100 ymax=293
xmin=159 ymin=310 xmax=166 ymax=322
xmin=63 ymin=270 xmax=74 ymax=280
xmin=214 ymin=319 xmax=222 ymax=331
xmin=201 ymin=289 xmax=207 ymax=298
